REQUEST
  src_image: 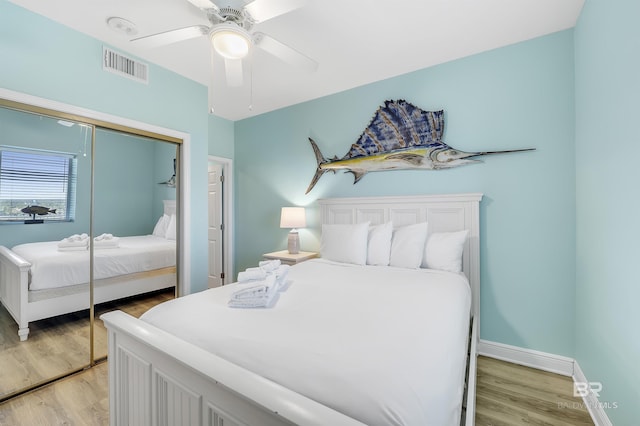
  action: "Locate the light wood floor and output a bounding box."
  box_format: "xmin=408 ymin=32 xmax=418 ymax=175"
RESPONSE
xmin=0 ymin=354 xmax=593 ymax=425
xmin=476 ymin=356 xmax=594 ymax=425
xmin=92 ymin=288 xmax=175 ymax=358
xmin=0 ymin=362 xmax=109 ymax=426
xmin=0 ymin=288 xmax=174 ymax=400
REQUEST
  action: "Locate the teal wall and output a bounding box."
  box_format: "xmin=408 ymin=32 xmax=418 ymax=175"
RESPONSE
xmin=0 ymin=107 xmax=177 ymax=247
xmin=209 ymin=114 xmax=235 ymax=159
xmin=0 ymin=1 xmax=223 ymax=292
xmin=94 ymin=129 xmax=177 ymax=237
xmin=0 ymin=107 xmax=92 ymax=246
xmin=151 ymin=140 xmax=179 ymax=220
xmin=575 ymin=0 xmax=640 ymax=423
xmin=235 ymin=31 xmax=577 ymax=356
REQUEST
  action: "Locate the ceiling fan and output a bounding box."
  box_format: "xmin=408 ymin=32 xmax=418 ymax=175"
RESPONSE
xmin=131 ymin=0 xmax=318 ymax=87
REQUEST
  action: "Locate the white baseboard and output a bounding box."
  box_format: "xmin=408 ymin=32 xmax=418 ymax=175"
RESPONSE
xmin=478 ymin=339 xmax=613 ymax=426
xmin=478 ymin=339 xmax=574 ymax=376
xmin=573 ymin=362 xmax=613 ymax=426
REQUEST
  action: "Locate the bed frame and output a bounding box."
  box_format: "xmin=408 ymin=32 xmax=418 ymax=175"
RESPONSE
xmin=0 ymin=200 xmax=177 ymax=341
xmin=0 ymin=254 xmax=175 ymax=341
xmin=101 ymin=193 xmax=482 ymax=426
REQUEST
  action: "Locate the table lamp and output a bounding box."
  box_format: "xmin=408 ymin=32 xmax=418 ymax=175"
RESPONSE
xmin=280 ymin=207 xmax=306 ymax=254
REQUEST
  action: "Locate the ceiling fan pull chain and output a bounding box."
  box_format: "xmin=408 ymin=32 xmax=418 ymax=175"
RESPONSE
xmin=249 ymin=48 xmax=254 ymax=111
xmin=208 ymin=46 xmax=216 ymax=114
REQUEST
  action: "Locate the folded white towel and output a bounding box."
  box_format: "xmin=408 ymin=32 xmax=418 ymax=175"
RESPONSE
xmin=233 ymin=275 xmax=278 ymax=298
xmin=61 ymin=233 xmax=88 ymax=242
xmin=58 ymin=240 xmax=87 ymax=248
xmin=229 ymin=275 xmax=280 ymax=308
xmin=94 ymin=236 xmax=120 ymax=249
xmin=228 ymin=292 xmax=279 ymax=308
xmin=231 ymin=286 xmax=264 ymax=300
xmin=229 ymin=260 xmax=292 ymax=309
xmin=58 ymin=245 xmax=88 ymax=252
xmin=258 ymin=259 xmax=281 ymax=272
xmin=58 ymin=233 xmax=89 ymax=249
xmin=229 ymin=285 xmax=279 ymax=308
xmin=94 ymin=233 xmax=114 ymax=241
xmin=237 ymin=267 xmax=268 ymax=282
xmin=273 ymin=264 xmax=290 ymax=285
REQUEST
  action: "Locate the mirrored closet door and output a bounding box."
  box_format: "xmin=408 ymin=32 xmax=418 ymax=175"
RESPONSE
xmin=0 ymin=105 xmax=92 ymax=399
xmin=91 ymin=128 xmax=179 ymax=360
xmin=0 ymin=99 xmax=181 ymax=401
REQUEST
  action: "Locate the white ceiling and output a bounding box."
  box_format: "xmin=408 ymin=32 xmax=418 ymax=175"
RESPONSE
xmin=9 ymin=0 xmax=584 ymax=121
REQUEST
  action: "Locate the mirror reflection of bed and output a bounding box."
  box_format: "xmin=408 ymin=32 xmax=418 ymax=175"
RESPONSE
xmin=0 ymin=103 xmax=181 ymax=400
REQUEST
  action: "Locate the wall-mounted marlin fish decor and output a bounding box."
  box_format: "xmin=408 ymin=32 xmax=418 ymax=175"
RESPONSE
xmin=305 ymin=99 xmax=534 ymax=194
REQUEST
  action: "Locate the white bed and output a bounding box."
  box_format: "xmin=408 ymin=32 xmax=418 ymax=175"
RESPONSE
xmin=101 ymin=193 xmax=481 ymax=426
xmin=0 ymin=200 xmax=177 ymax=341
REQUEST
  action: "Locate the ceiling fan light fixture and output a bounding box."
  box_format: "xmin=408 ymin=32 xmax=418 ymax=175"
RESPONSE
xmin=211 ymin=26 xmax=251 ymax=60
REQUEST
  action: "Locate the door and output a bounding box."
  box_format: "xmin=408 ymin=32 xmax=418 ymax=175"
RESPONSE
xmin=91 ymin=129 xmax=179 ymax=360
xmin=208 ymin=162 xmax=224 ymax=288
xmin=0 ymin=105 xmax=92 ymax=400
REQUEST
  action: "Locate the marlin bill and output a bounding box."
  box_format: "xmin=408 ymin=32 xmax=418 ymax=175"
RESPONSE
xmin=305 ymin=100 xmax=534 ymax=194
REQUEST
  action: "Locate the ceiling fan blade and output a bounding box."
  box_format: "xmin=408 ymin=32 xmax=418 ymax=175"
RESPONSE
xmin=254 ymin=32 xmax=318 ymax=72
xmin=244 ymin=0 xmax=305 ymax=23
xmin=131 ymin=25 xmax=209 ymax=48
xmin=224 ymin=58 xmax=244 ymax=87
xmin=186 ymin=0 xmax=220 ymax=12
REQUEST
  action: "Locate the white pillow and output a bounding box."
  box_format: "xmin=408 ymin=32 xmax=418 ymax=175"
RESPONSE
xmin=367 ymin=222 xmax=393 ymax=266
xmin=165 ymin=214 xmax=177 ymax=240
xmin=389 ymin=222 xmax=428 ymax=269
xmin=152 ymin=214 xmax=170 ymax=237
xmin=321 ymin=222 xmax=369 ymax=265
xmin=423 ymin=230 xmax=469 ymax=272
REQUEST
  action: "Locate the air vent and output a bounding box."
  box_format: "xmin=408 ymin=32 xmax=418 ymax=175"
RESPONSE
xmin=102 ymin=46 xmax=148 ymax=84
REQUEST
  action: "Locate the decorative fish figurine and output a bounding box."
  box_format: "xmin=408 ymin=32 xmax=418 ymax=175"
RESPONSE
xmin=306 ymin=99 xmax=535 ymax=194
xmin=21 ymin=205 xmax=56 ymax=216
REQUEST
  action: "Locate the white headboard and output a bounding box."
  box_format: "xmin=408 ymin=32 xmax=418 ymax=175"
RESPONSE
xmin=318 ymin=193 xmax=482 ymax=318
xmin=163 ymin=200 xmax=176 ymax=216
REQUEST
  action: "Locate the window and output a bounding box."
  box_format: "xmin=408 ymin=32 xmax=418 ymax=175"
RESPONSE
xmin=0 ymin=146 xmax=77 ymax=222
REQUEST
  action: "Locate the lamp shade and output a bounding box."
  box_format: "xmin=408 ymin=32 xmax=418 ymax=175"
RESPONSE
xmin=280 ymin=207 xmax=306 ymax=229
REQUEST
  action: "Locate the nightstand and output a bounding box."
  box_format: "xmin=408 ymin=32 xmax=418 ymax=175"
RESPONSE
xmin=262 ymin=250 xmax=318 ymax=266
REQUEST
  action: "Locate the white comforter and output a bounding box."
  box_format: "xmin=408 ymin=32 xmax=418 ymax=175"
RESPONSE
xmin=141 ymin=259 xmax=471 ymax=426
xmin=12 ymin=235 xmax=176 ymax=291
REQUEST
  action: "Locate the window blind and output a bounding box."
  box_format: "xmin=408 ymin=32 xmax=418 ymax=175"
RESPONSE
xmin=0 ymin=147 xmax=77 ymax=221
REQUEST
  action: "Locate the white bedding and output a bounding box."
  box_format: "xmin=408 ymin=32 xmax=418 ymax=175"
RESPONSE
xmin=140 ymin=258 xmax=471 ymax=426
xmin=12 ymin=235 xmax=176 ymax=291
